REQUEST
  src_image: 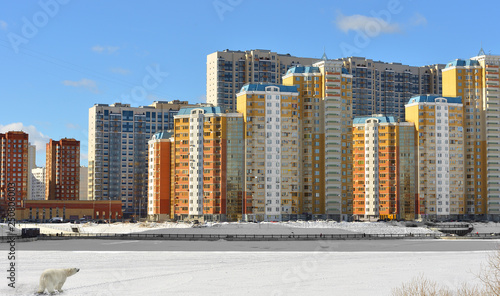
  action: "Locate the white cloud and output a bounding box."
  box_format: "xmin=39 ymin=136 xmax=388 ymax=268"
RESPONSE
xmin=62 ymin=78 xmax=99 ymax=93
xmin=0 ymin=20 xmax=7 ymax=30
xmin=0 ymin=123 xmax=50 ymax=152
xmin=411 ymin=13 xmax=427 ymax=26
xmin=92 ymin=45 xmax=120 ymax=54
xmin=335 ymin=12 xmax=401 ymax=36
xmin=110 ymin=67 xmax=131 ymax=75
xmin=66 ymin=123 xmax=80 ymax=130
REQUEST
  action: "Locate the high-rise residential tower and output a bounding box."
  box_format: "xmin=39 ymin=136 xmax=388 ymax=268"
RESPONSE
xmin=405 ymin=95 xmax=465 ymax=219
xmin=30 ymin=167 xmax=46 ymax=200
xmin=88 ymin=100 xmax=195 ymax=218
xmin=0 ymin=131 xmax=29 ymax=215
xmin=282 ymin=59 xmax=354 ymax=220
xmin=237 ymin=84 xmax=300 ymax=221
xmin=339 ymin=57 xmax=445 ymax=121
xmin=207 ymin=49 xmax=318 ymax=112
xmin=352 ymin=115 xmax=416 ymax=221
xmin=45 ymin=138 xmax=80 ymax=200
xmin=147 ymin=131 xmax=173 ymax=222
xmin=172 ymin=106 xmax=244 ymax=221
xmin=442 ymin=52 xmax=500 ymax=220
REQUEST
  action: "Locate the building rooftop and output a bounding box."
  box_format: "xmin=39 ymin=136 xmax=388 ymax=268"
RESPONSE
xmin=286 ymin=66 xmax=320 ymax=75
xmin=445 ymin=59 xmax=480 ymax=68
xmin=239 ymin=83 xmax=298 ymax=93
xmin=407 ymin=95 xmax=462 ymax=105
xmin=353 ymin=115 xmax=396 ymax=124
xmin=151 ymin=131 xmax=172 ymax=140
xmin=176 ymin=106 xmax=222 ymax=116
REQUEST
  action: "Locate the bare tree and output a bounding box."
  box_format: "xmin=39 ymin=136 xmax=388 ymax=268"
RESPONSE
xmin=393 ymin=249 xmax=499 ymax=296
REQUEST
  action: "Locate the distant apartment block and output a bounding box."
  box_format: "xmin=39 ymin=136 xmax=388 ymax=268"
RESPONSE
xmin=0 ymin=131 xmax=30 ymax=215
xmin=46 ymin=138 xmax=80 ymax=200
xmin=88 ymin=100 xmax=196 ymax=218
xmin=27 ymin=144 xmax=36 ymax=199
xmin=79 ymin=166 xmax=88 ymax=200
xmin=207 ymin=49 xmax=318 ymax=112
xmin=339 ymin=57 xmax=444 ymax=120
xmin=30 ymin=167 xmax=46 ymax=200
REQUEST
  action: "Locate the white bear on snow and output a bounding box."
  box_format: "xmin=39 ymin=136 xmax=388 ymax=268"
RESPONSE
xmin=37 ymin=268 xmax=79 ymax=294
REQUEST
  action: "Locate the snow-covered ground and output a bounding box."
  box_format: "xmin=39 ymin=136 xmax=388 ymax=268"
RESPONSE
xmin=0 ymin=248 xmax=494 ymax=296
xmin=13 ymin=220 xmax=444 ymax=235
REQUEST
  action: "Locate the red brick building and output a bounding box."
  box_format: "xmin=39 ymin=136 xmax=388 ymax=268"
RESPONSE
xmin=0 ymin=131 xmax=29 ymax=218
xmin=46 ymin=138 xmax=80 ymax=200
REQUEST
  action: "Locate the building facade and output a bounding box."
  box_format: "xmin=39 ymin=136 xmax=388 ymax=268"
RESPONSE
xmin=282 ymin=60 xmax=354 ymax=220
xmin=352 ymin=115 xmax=416 ymax=221
xmin=79 ymin=166 xmax=88 ymax=200
xmin=172 ymin=106 xmax=244 ymax=221
xmin=338 ymin=57 xmax=444 ymax=120
xmin=442 ymin=53 xmax=500 ymax=220
xmin=45 ymin=138 xmax=80 ymax=200
xmin=405 ymin=95 xmax=465 ymax=219
xmin=27 ymin=144 xmax=36 ymax=200
xmin=207 ymin=49 xmax=318 ymax=112
xmin=88 ymin=100 xmax=194 ymax=218
xmin=30 ymin=167 xmax=46 ymax=200
xmin=147 ymin=132 xmax=173 ymax=222
xmin=237 ymin=84 xmax=300 ymax=221
xmin=0 ymin=131 xmax=29 ymax=217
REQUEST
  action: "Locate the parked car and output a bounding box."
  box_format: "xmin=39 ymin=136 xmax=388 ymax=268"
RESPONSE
xmin=49 ymin=217 xmax=63 ymax=223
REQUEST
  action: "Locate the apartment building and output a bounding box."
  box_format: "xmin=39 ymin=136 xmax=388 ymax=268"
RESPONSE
xmin=79 ymin=166 xmax=88 ymax=200
xmin=0 ymin=131 xmax=29 ymax=215
xmin=88 ymin=100 xmax=194 ymax=218
xmin=282 ymin=59 xmax=354 ymax=220
xmin=442 ymin=52 xmax=500 ymax=220
xmin=45 ymin=138 xmax=80 ymax=200
xmin=352 ymin=115 xmax=416 ymax=221
xmin=207 ymin=49 xmax=318 ymax=112
xmin=339 ymin=57 xmax=444 ymax=120
xmin=27 ymin=144 xmax=36 ymax=199
xmin=405 ymin=95 xmax=464 ymax=219
xmin=172 ymin=106 xmax=244 ymax=221
xmin=237 ymin=84 xmax=300 ymax=221
xmin=147 ymin=131 xmax=173 ymax=222
xmin=30 ymin=167 xmax=46 ymax=200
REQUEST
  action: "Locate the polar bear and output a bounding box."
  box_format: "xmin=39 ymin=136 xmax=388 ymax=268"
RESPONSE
xmin=37 ymin=268 xmax=79 ymax=294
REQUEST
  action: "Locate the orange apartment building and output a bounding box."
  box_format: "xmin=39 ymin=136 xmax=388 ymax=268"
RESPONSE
xmin=46 ymin=138 xmax=80 ymax=200
xmin=156 ymin=106 xmax=244 ymax=222
xmin=352 ymin=115 xmax=416 ymax=220
xmin=147 ymin=131 xmax=173 ymax=222
xmin=0 ymin=131 xmax=29 ymax=218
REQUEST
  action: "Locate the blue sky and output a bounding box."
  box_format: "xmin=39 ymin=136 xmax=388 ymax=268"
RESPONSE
xmin=0 ymin=0 xmax=498 ymax=167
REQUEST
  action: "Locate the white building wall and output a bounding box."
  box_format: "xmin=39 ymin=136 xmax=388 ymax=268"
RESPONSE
xmin=364 ymin=119 xmax=379 ymax=217
xmin=30 ymin=167 xmax=45 ymax=200
xmin=435 ymin=99 xmax=450 ymax=215
xmin=189 ymin=109 xmax=204 ymax=217
xmin=264 ymin=86 xmax=282 ymax=221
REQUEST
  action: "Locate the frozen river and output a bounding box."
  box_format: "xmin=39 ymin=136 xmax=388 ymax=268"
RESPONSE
xmin=1 ymin=239 xmax=498 ymax=295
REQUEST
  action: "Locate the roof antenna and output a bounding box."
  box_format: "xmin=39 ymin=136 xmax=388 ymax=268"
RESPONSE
xmin=478 ymin=41 xmax=485 ymax=56
xmin=321 ymin=46 xmax=328 ymax=61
